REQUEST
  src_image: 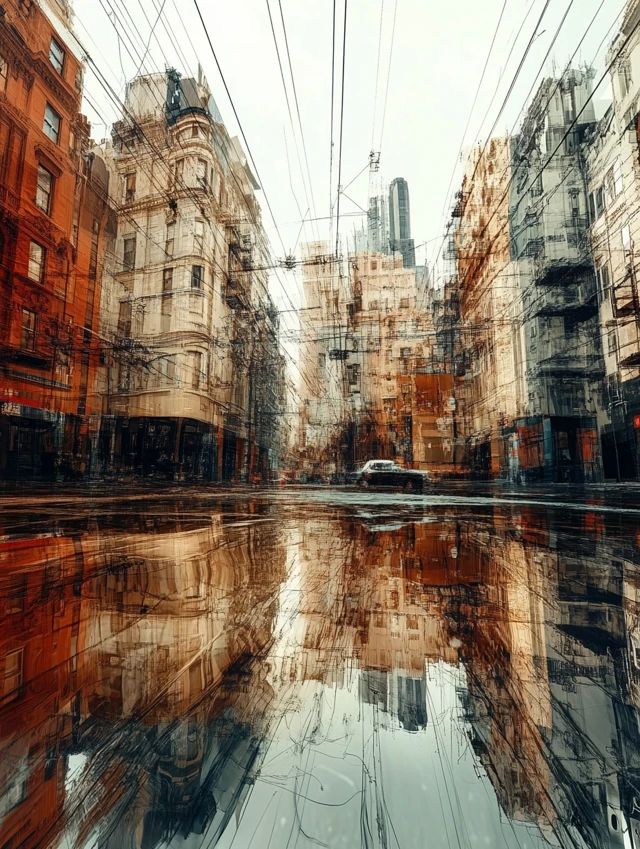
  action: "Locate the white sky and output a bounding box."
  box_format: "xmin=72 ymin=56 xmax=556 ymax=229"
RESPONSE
xmin=72 ymin=0 xmax=627 ymax=343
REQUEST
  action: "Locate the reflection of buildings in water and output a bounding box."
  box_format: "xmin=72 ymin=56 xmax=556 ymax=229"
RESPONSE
xmin=272 ymin=521 xmax=360 ymax=687
xmin=454 ymin=528 xmax=554 ymax=831
xmin=359 ymin=667 xmax=427 ymax=732
xmin=0 ymin=533 xmax=85 ymax=849
xmin=354 ymin=522 xmax=460 ymax=731
xmin=543 ymin=533 xmax=640 ymax=849
xmin=0 ymin=510 xmax=286 ymax=849
xmin=65 ymin=515 xmax=286 ymax=847
xmin=79 ymin=515 xmax=285 ymax=721
xmin=453 ymin=511 xmax=640 ymax=848
xmin=6 ymin=503 xmax=640 ymax=849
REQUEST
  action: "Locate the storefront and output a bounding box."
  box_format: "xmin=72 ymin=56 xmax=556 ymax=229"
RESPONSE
xmin=0 ymin=402 xmax=63 ymax=481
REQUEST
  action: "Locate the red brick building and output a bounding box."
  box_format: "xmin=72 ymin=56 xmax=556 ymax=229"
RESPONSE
xmin=0 ymin=0 xmax=109 ymax=479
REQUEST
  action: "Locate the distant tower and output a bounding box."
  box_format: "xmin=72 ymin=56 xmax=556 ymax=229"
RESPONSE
xmin=388 ymin=177 xmax=416 ymax=268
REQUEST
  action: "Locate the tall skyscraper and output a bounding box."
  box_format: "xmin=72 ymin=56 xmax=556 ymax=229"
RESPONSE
xmin=389 ymin=177 xmax=416 ymax=268
xmin=367 ymin=193 xmax=389 ymax=254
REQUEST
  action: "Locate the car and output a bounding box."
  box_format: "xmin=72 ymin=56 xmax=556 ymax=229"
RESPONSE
xmin=354 ymin=460 xmax=428 ymax=493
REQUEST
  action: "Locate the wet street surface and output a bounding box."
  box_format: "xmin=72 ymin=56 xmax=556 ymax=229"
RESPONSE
xmin=2 ymin=488 xmax=640 ymax=848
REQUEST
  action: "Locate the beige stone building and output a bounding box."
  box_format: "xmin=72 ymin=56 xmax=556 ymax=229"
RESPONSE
xmin=346 ymin=252 xmax=456 ymax=472
xmin=584 ymin=0 xmax=640 ymax=479
xmin=454 ymin=138 xmax=524 ymax=478
xmin=295 ymin=241 xmax=350 ymax=476
xmin=99 ymin=70 xmax=284 ymax=481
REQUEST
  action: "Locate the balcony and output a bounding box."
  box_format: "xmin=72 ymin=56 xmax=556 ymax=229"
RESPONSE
xmin=612 ymin=273 xmax=639 ymax=318
xmin=530 ymin=278 xmax=597 ymax=319
xmin=224 ymin=275 xmax=249 ymax=310
xmin=533 ymin=252 xmax=592 ymax=286
xmin=536 ymin=352 xmax=603 ymax=377
xmin=618 ymin=351 xmax=640 ymax=369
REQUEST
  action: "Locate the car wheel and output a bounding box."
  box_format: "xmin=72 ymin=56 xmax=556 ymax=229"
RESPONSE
xmin=360 ymin=479 xmax=369 ymax=489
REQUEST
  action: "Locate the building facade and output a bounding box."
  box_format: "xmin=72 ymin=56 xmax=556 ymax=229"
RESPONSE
xmin=99 ymin=70 xmax=284 ymax=482
xmin=509 ymin=69 xmax=604 ymax=483
xmin=0 ymin=0 xmax=109 ymax=480
xmin=388 ymin=177 xmax=416 ymax=269
xmin=585 ymin=0 xmax=640 ymax=480
xmin=454 ymin=138 xmax=523 ymax=478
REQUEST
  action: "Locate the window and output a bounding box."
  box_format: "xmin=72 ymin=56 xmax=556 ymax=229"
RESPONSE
xmin=27 ymin=241 xmax=44 ymax=282
xmin=3 ymin=648 xmax=23 ymax=700
xmin=595 ymin=186 xmax=605 ymax=219
xmin=161 ymin=355 xmax=176 ymax=383
xmin=117 ymin=300 xmax=132 ymax=336
xmin=21 ymin=309 xmax=36 ymax=350
xmin=0 ymin=768 xmax=27 ymax=815
xmin=124 ymin=171 xmax=136 ymax=202
xmin=531 ymin=174 xmax=543 ymax=196
xmin=622 ymin=223 xmax=632 ymax=260
xmin=161 ymin=296 xmax=172 ymax=332
xmin=192 ymin=125 xmax=199 ymax=138
xmin=196 ymin=158 xmax=207 ymax=188
xmin=43 ymin=103 xmax=60 ymax=143
xmin=604 ymin=170 xmax=615 ymax=208
xmin=174 ymin=158 xmax=184 ymax=184
xmin=35 ymin=165 xmax=53 ymax=213
xmin=162 ymin=267 xmax=173 ymax=292
xmin=318 ymin=352 xmax=326 ymax=369
xmin=0 ymin=55 xmax=7 ymax=92
xmin=165 ymin=222 xmax=175 ymax=258
xmin=123 ymin=235 xmax=136 ymax=271
xmin=596 ymin=260 xmax=610 ymax=301
xmin=588 ymin=192 xmax=596 ymax=222
xmin=399 ymin=297 xmax=409 ymax=309
xmin=191 ymin=351 xmax=203 ymax=389
xmin=49 ymin=38 xmax=65 ymax=74
xmin=191 ymin=264 xmax=203 ymax=289
xmin=619 ymin=60 xmax=632 ymax=98
xmin=608 ymin=328 xmax=617 ymax=356
xmin=118 ymin=363 xmax=131 ymax=391
xmin=88 ymin=219 xmax=99 ymax=279
xmin=614 ymin=160 xmax=624 ymax=197
xmin=194 ymin=219 xmax=204 ymax=253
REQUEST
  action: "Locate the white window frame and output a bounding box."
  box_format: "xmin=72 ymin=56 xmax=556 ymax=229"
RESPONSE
xmin=35 ymin=165 xmax=53 ymax=213
xmin=43 ymin=103 xmax=61 ymax=143
xmin=0 ymin=55 xmax=8 ymax=92
xmin=27 ymin=241 xmax=44 ymax=282
xmin=49 ymin=37 xmax=65 ymax=74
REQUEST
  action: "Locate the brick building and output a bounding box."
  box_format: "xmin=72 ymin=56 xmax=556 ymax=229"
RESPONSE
xmin=0 ymin=0 xmax=109 ymax=480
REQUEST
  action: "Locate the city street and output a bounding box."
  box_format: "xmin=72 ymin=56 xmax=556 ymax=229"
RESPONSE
xmin=2 ymin=485 xmax=640 ymax=848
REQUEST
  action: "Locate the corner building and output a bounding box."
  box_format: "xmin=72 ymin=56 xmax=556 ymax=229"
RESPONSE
xmin=100 ymin=70 xmax=281 ymax=481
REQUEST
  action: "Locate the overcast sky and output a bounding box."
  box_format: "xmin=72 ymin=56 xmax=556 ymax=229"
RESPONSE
xmin=73 ymin=0 xmax=627 ymax=334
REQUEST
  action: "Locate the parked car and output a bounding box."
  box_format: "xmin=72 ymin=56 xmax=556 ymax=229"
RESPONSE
xmin=354 ymin=460 xmax=428 ymax=492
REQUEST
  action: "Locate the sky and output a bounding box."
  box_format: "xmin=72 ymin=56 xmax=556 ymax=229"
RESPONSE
xmin=70 ymin=0 xmax=628 ymax=336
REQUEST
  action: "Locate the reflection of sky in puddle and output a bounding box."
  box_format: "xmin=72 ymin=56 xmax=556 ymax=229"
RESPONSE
xmin=215 ymin=664 xmax=551 ymax=849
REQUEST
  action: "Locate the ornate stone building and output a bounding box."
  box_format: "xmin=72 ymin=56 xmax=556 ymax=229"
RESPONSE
xmin=99 ymin=70 xmax=285 ymax=481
